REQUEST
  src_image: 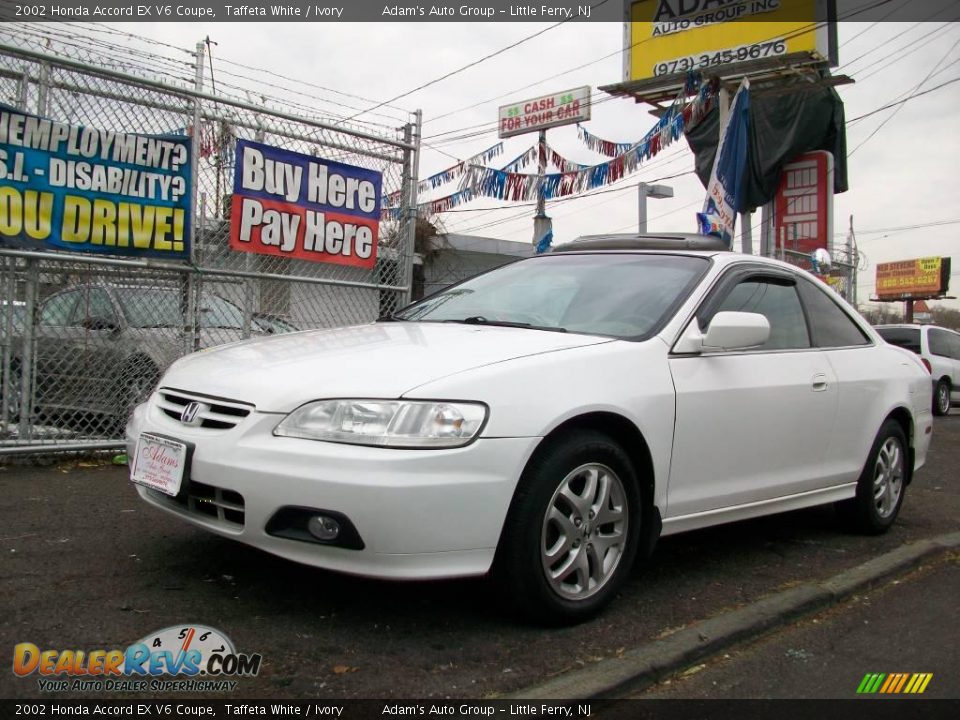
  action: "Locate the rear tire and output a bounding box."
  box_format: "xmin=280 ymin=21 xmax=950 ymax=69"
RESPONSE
xmin=933 ymin=379 xmax=951 ymax=416
xmin=835 ymin=419 xmax=907 ymax=535
xmin=493 ymin=430 xmax=642 ymax=625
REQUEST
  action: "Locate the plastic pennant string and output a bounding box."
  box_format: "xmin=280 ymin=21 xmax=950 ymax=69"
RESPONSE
xmin=381 ymin=142 xmax=504 ymax=208
xmin=500 ymin=146 xmax=538 ymax=172
xmin=576 ymin=125 xmax=634 ymax=158
xmin=454 ymin=79 xmax=713 ymax=204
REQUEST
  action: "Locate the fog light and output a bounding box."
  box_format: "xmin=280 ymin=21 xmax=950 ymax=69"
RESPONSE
xmin=307 ymin=515 xmax=340 ymax=541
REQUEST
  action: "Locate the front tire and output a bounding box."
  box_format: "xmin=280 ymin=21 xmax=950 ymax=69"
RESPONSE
xmin=933 ymin=379 xmax=951 ymax=416
xmin=835 ymin=419 xmax=907 ymax=534
xmin=494 ymin=430 xmax=642 ymax=625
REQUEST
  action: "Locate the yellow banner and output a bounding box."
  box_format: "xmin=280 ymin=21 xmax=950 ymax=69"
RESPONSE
xmin=626 ymin=0 xmax=832 ymax=83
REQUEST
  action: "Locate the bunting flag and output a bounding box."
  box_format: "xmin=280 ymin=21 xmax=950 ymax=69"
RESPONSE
xmin=381 ymin=187 xmax=479 ymax=221
xmin=385 ymin=71 xmax=712 ymax=218
xmin=382 ymin=142 xmax=504 ymax=208
xmin=500 ymin=146 xmax=538 ymax=172
xmin=457 ymin=80 xmax=714 ymax=204
xmin=543 ymin=141 xmax=590 ymax=173
xmin=577 ymin=125 xmax=634 ymax=158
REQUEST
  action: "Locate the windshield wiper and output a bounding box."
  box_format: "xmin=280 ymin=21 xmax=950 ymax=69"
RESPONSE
xmin=377 ymin=313 xmax=406 ymax=322
xmin=446 ymin=316 xmax=567 ymax=333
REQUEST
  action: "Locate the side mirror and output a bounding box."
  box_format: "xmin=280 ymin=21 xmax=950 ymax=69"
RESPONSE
xmin=703 ymin=311 xmax=770 ymax=351
xmin=674 ymin=311 xmax=770 ymax=354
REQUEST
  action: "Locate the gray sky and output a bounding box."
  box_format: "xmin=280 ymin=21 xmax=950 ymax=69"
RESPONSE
xmin=82 ymin=19 xmax=960 ymax=310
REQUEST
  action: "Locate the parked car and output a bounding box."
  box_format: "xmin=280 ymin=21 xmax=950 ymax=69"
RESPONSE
xmin=876 ymin=324 xmax=960 ymax=415
xmin=10 ymin=284 xmax=261 ymax=427
xmin=252 ymin=313 xmax=300 ymax=335
xmin=127 ymin=235 xmax=933 ymax=623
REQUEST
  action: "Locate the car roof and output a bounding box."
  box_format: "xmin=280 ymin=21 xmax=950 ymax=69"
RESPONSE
xmin=552 ymin=233 xmax=728 ymax=253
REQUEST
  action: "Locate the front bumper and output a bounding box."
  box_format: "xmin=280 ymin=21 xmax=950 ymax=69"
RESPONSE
xmin=126 ymin=396 xmax=540 ymax=580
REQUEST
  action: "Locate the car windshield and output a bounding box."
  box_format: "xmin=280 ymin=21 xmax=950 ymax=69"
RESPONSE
xmin=393 ymin=253 xmax=710 ymax=339
xmin=116 ymin=289 xmax=244 ymax=330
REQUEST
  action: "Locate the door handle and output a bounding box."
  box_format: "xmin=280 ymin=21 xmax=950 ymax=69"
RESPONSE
xmin=812 ymin=373 xmax=828 ymax=392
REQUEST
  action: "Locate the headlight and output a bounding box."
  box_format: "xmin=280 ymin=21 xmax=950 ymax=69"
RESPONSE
xmin=273 ymin=399 xmax=488 ymax=448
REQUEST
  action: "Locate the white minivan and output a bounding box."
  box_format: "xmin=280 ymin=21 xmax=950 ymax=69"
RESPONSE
xmin=876 ymin=324 xmax=960 ymax=415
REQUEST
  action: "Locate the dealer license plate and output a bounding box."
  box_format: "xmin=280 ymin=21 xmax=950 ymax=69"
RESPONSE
xmin=130 ymin=433 xmax=189 ymax=497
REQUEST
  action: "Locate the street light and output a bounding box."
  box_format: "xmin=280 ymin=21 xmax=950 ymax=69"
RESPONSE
xmin=638 ymin=182 xmax=674 ymax=233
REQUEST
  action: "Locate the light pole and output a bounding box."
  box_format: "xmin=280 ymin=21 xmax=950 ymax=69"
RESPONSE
xmin=638 ymin=182 xmax=674 ymax=233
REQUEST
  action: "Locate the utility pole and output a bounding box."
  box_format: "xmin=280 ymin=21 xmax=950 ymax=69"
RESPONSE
xmin=847 ymin=214 xmax=858 ymax=307
xmin=532 ymin=129 xmax=552 ymax=251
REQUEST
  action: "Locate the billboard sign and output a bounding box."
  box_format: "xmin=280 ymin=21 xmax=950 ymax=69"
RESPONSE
xmin=230 ymin=139 xmax=382 ymax=269
xmin=498 ymin=86 xmax=591 ymax=139
xmin=774 ymin=150 xmax=834 ymax=256
xmin=0 ymin=105 xmax=191 ymax=260
xmin=875 ymin=257 xmax=951 ymax=300
xmin=623 ymin=0 xmax=837 ymax=84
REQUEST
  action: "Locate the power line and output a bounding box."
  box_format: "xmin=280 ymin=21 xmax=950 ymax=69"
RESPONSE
xmin=339 ymin=2 xmax=614 ymax=125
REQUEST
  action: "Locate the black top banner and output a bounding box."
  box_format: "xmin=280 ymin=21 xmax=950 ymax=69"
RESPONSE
xmin=0 ymin=0 xmax=953 ymax=23
xmin=1 ymin=700 xmax=959 ymax=720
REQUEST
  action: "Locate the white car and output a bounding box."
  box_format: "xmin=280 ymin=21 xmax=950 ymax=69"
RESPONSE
xmin=126 ymin=235 xmax=934 ymax=623
xmin=875 ymin=324 xmax=960 ymax=416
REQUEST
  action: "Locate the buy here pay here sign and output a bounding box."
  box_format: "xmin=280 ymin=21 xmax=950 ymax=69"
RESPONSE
xmin=230 ymin=139 xmax=382 ymax=268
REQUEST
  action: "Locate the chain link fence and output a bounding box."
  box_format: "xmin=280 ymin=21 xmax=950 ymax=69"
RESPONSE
xmin=0 ymin=27 xmax=419 ymax=454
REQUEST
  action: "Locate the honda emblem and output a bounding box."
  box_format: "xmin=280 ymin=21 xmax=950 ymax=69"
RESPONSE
xmin=180 ymin=401 xmax=202 ymax=425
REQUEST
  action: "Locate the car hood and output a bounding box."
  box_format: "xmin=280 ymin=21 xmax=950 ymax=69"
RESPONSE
xmin=160 ymin=321 xmax=613 ymax=412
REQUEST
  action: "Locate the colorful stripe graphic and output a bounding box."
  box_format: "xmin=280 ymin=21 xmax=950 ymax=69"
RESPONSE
xmin=857 ymin=673 xmax=933 ymax=694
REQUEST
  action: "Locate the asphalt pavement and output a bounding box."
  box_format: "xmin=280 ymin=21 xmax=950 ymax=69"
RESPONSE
xmin=1 ymin=412 xmax=958 ymax=699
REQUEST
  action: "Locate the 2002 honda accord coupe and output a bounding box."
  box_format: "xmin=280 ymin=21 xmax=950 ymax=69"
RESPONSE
xmin=127 ymin=234 xmax=933 ymax=623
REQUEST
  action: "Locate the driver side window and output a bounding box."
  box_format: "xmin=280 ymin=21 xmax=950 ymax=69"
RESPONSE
xmin=707 ymin=277 xmax=811 ymax=351
xmin=40 ymin=291 xmax=81 ymax=327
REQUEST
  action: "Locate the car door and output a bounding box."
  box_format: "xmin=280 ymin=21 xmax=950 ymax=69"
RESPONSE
xmin=34 ymin=288 xmax=86 ymax=410
xmin=928 ymin=328 xmax=960 ymax=389
xmin=73 ymin=286 xmax=126 ymax=413
xmin=666 ymin=268 xmax=839 ymax=518
xmin=795 ymin=278 xmax=877 ymax=484
xmin=948 ymin=331 xmax=960 ymax=393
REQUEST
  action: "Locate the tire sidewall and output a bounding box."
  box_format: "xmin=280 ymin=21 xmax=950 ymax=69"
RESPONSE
xmin=500 ymin=430 xmax=642 ymax=624
xmin=934 ymin=379 xmax=951 ymax=416
xmin=855 ymin=419 xmax=908 ymax=533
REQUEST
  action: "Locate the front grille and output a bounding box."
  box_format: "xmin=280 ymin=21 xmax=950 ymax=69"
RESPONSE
xmin=157 ymin=390 xmax=252 ymax=430
xmin=149 ymin=480 xmax=245 ymax=529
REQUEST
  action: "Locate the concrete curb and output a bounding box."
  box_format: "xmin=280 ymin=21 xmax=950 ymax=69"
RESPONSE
xmin=509 ymin=532 xmax=960 ymax=700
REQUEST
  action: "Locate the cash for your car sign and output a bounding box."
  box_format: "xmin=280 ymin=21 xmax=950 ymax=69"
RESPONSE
xmin=230 ymin=139 xmax=382 ymax=268
xmin=0 ymin=105 xmax=191 ymax=259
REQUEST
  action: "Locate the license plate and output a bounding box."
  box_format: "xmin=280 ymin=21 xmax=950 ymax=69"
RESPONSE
xmin=130 ymin=433 xmax=190 ymax=497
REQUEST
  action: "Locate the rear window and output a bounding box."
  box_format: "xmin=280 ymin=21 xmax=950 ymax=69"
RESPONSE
xmin=876 ymin=327 xmax=921 ymax=354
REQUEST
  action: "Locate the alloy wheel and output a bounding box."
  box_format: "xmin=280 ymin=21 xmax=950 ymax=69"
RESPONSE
xmin=872 ymin=437 xmax=904 ymax=519
xmin=540 ymin=463 xmax=628 ymax=600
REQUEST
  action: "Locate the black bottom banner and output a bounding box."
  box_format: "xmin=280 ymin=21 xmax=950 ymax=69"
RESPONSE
xmin=2 ymin=700 xmax=959 ymax=720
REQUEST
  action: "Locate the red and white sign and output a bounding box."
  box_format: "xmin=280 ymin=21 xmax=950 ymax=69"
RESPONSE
xmin=774 ymin=150 xmax=834 ymax=256
xmin=498 ymin=86 xmax=591 ymax=139
xmin=229 ymin=139 xmax=382 ymax=269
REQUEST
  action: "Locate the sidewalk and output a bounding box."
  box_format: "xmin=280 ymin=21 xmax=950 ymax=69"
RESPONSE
xmin=511 ymin=532 xmax=960 ymax=699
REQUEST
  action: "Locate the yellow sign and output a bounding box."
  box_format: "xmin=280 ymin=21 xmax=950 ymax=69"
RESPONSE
xmin=875 ymin=257 xmax=948 ymax=299
xmin=625 ymin=0 xmax=836 ymax=84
